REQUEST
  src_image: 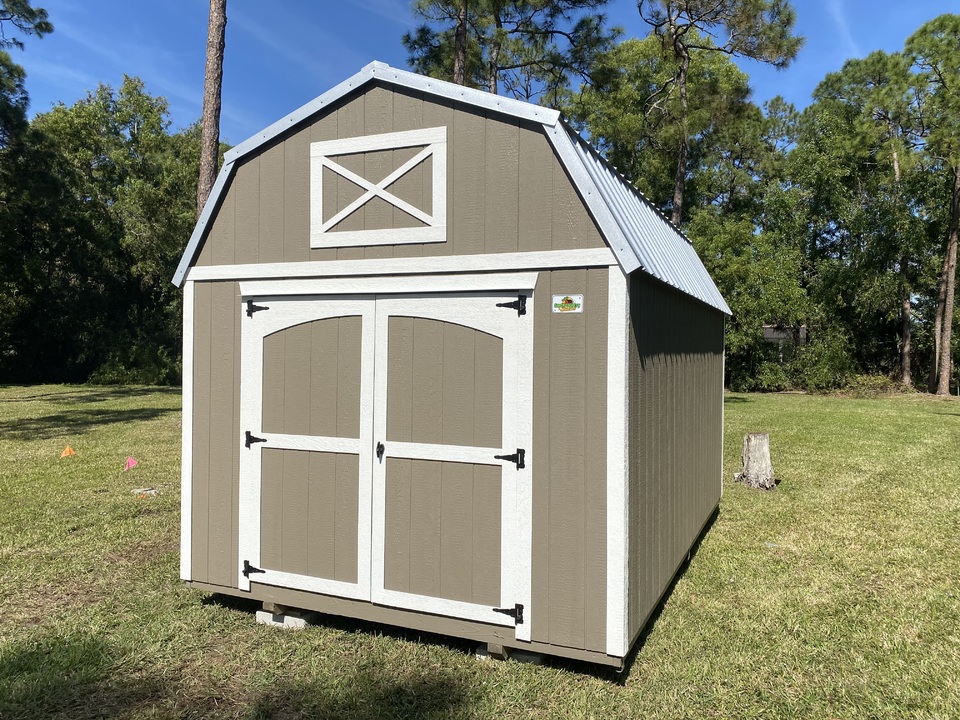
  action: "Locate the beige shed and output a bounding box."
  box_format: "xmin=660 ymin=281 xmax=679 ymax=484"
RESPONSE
xmin=174 ymin=62 xmax=731 ymax=669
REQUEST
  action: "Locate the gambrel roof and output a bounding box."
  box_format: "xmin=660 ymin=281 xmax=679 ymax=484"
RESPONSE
xmin=174 ymin=61 xmax=730 ymax=315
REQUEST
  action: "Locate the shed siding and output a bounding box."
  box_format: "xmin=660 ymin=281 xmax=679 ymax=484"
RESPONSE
xmin=190 ymin=281 xmax=242 ymax=587
xmin=193 ymin=85 xmax=604 ymax=269
xmin=188 ymin=269 xmax=609 ymax=653
xmin=626 ymin=274 xmax=724 ymax=643
xmin=531 ymin=268 xmax=608 ymax=653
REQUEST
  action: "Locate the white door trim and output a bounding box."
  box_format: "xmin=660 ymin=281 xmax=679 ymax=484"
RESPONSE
xmin=186 ymin=247 xmax=615 ymax=283
xmin=238 ymin=272 xmax=539 ymax=300
xmin=237 ymin=297 xmax=376 ymax=600
xmin=370 ymin=291 xmax=533 ymax=635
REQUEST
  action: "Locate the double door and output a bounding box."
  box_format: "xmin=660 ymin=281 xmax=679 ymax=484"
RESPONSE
xmin=237 ymin=288 xmax=532 ymax=636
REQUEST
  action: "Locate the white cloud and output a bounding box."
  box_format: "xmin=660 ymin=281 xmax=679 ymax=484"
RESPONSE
xmin=823 ymin=0 xmax=862 ymax=58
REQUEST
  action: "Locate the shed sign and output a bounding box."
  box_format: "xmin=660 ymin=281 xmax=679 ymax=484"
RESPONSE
xmin=552 ymin=294 xmax=584 ymax=313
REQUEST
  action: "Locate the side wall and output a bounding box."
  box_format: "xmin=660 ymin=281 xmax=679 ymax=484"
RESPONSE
xmin=187 ymin=268 xmax=609 ymax=655
xmin=626 ymin=273 xmax=724 ymax=645
xmin=192 ymin=83 xmax=605 ymax=268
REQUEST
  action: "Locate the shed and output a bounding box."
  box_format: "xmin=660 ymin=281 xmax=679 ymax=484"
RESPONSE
xmin=174 ymin=61 xmax=731 ymax=669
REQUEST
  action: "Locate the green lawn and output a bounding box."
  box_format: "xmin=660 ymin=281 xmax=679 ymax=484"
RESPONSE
xmin=1 ymin=385 xmax=958 ymax=719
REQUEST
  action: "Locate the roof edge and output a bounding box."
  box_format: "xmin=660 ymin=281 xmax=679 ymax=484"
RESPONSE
xmin=172 ymin=158 xmax=236 ymax=287
xmin=224 ymin=61 xmax=561 ymax=165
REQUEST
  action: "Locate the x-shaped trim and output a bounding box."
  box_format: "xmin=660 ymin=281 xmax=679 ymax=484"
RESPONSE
xmin=320 ymin=146 xmax=434 ymax=230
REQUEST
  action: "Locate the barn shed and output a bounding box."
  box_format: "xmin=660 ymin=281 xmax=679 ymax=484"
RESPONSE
xmin=174 ymin=61 xmax=731 ymax=669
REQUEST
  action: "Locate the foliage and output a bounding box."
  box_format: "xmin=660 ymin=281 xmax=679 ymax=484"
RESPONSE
xmin=0 ymin=78 xmax=201 ymax=383
xmin=402 ymin=0 xmax=619 ymax=105
xmin=2 ymin=386 xmax=959 ymax=717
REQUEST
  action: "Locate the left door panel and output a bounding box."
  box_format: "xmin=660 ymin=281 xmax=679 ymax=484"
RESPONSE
xmin=238 ymin=297 xmax=375 ymax=598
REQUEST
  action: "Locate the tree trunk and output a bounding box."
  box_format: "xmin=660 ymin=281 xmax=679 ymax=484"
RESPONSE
xmin=936 ymin=167 xmax=960 ymax=395
xmin=197 ymin=0 xmax=227 ymax=217
xmin=900 ymin=288 xmax=913 ymax=387
xmin=928 ymin=253 xmax=947 ymax=392
xmin=736 ymin=433 xmax=776 ymax=490
xmin=892 ymin=138 xmax=912 ymax=388
xmin=453 ymin=0 xmax=468 ymax=85
xmin=670 ymin=46 xmax=690 ymax=227
xmin=487 ymin=11 xmax=502 ymax=94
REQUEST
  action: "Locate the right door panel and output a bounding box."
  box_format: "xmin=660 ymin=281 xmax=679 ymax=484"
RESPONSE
xmin=371 ymin=294 xmax=524 ymax=629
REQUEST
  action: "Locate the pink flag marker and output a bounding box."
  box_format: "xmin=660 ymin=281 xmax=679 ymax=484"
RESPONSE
xmin=123 ymin=456 xmax=138 ymax=471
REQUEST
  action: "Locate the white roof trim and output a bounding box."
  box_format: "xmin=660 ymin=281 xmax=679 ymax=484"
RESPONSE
xmin=173 ymin=158 xmax=235 ymax=286
xmin=224 ymin=61 xmax=560 ymax=164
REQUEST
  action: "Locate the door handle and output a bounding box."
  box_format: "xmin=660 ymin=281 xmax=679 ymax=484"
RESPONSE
xmin=376 ymin=441 xmax=385 ymax=462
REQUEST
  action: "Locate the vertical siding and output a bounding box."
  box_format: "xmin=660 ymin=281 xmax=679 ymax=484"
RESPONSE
xmin=626 ymin=274 xmax=724 ymax=644
xmin=191 ymin=281 xmax=241 ymax=588
xmin=192 ymin=85 xmax=605 ymax=269
xmin=531 ymin=268 xmax=608 ymax=653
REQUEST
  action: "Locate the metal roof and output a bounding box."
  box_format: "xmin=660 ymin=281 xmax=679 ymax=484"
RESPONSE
xmin=174 ymin=61 xmax=730 ymax=315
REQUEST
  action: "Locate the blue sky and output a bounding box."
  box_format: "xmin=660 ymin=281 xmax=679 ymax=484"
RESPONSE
xmin=9 ymin=0 xmax=958 ymax=146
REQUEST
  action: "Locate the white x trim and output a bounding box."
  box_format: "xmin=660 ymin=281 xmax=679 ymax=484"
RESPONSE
xmin=319 ymin=146 xmax=434 ymax=231
xmin=310 ymin=127 xmax=447 ymax=248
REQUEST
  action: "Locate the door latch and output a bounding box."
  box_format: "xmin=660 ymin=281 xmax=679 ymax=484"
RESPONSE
xmin=376 ymin=441 xmax=385 ymax=462
xmin=494 ymin=448 xmax=525 ymax=469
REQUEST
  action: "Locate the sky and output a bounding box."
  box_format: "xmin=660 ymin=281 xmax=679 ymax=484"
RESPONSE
xmin=8 ymin=0 xmax=959 ymax=147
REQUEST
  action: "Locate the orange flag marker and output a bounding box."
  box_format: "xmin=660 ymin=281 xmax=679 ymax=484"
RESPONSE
xmin=60 ymin=446 xmax=76 ymax=458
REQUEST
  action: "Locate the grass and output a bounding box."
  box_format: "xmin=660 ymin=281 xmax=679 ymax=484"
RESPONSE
xmin=1 ymin=385 xmax=958 ymax=719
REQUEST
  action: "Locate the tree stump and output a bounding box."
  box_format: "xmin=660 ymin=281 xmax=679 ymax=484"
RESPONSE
xmin=736 ymin=433 xmax=776 ymax=490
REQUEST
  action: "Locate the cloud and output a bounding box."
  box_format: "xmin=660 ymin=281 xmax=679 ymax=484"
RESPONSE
xmin=823 ymin=0 xmax=862 ymax=58
xmin=230 ymin=6 xmax=368 ymax=84
xmin=344 ymin=0 xmax=417 ymax=28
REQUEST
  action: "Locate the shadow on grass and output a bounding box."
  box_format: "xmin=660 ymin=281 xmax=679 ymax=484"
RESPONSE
xmin=0 ymin=386 xmax=178 ymax=404
xmin=597 ymin=505 xmax=722 ymax=684
xmin=0 ymin=406 xmax=177 ymax=441
xmin=0 ymin=631 xmax=166 ymax=720
xmin=0 ymin=628 xmax=470 ymax=720
xmin=202 ymin=594 xmax=478 ymax=659
xmin=723 ymin=394 xmax=752 ymax=404
xmin=242 ymin=671 xmax=469 ymax=720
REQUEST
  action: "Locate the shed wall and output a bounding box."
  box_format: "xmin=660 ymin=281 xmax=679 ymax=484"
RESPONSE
xmin=192 ymin=84 xmax=605 ymax=269
xmin=187 ymin=268 xmax=609 ymax=655
xmin=626 ymin=273 xmax=724 ymax=644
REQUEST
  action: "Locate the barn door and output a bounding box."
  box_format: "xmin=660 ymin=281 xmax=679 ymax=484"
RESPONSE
xmin=238 ymin=296 xmax=375 ymax=600
xmin=371 ymin=293 xmax=531 ymax=637
xmin=238 ymin=289 xmax=532 ymax=638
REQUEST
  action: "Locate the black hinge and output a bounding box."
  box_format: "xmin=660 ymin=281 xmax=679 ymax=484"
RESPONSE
xmin=494 ymin=448 xmax=525 ymax=469
xmin=495 ymin=295 xmax=526 ymax=316
xmin=245 ymin=430 xmax=267 ymax=448
xmin=243 ymin=560 xmax=265 ymax=578
xmin=493 ymin=603 xmax=524 ymax=624
xmin=246 ymin=300 xmax=269 ymax=317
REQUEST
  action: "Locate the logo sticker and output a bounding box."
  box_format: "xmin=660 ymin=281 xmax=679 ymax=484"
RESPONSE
xmin=552 ymin=294 xmax=584 ymax=313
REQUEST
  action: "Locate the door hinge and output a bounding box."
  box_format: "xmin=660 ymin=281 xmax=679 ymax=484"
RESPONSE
xmin=246 ymin=299 xmax=269 ymax=317
xmin=243 ymin=560 xmax=265 ymax=578
xmin=494 ymin=448 xmax=525 ymax=469
xmin=493 ymin=603 xmax=524 ymax=624
xmin=245 ymin=430 xmax=267 ymax=449
xmin=495 ymin=295 xmax=526 ymax=316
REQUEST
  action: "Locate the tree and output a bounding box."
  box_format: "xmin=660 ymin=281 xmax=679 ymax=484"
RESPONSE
xmin=0 ymin=79 xmax=199 ymax=383
xmin=0 ymin=0 xmax=52 ymax=50
xmin=637 ymin=0 xmax=803 ymax=225
xmin=197 ymin=0 xmax=226 ymax=216
xmin=809 ymin=51 xmax=925 ymax=387
xmin=906 ymin=15 xmax=960 ymax=395
xmin=403 ymin=0 xmax=618 ymax=105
